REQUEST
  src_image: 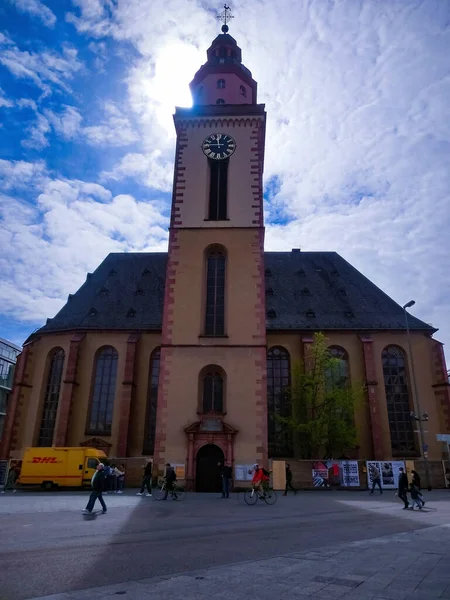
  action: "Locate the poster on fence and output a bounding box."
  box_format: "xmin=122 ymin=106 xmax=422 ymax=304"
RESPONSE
xmin=312 ymin=460 xmax=360 ymax=487
xmin=340 ymin=461 xmax=360 ymax=487
xmin=235 ymin=464 xmax=254 ymax=481
xmin=366 ymin=461 xmax=405 ymax=489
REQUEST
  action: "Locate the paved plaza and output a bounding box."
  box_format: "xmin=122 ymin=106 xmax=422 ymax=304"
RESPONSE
xmin=1 ymin=489 xmax=450 ymax=600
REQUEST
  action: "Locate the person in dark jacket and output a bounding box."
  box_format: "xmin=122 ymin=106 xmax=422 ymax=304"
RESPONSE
xmin=163 ymin=463 xmax=177 ymax=500
xmin=283 ymin=463 xmax=297 ymax=496
xmin=137 ymin=460 xmax=153 ymax=496
xmin=219 ymin=461 xmax=233 ymax=498
xmin=398 ymin=467 xmax=409 ymax=509
xmin=370 ymin=465 xmax=382 ymax=495
xmin=410 ymin=470 xmax=425 ymax=507
xmin=83 ymin=463 xmax=107 ymax=514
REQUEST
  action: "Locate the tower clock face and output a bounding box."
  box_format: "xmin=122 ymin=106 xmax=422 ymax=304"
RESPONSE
xmin=202 ymin=133 xmax=236 ymax=160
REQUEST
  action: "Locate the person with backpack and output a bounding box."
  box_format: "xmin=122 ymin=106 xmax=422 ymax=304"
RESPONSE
xmin=82 ymin=463 xmax=107 ymax=514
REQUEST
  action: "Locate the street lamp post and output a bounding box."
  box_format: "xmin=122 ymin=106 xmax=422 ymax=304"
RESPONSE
xmin=403 ymin=300 xmax=432 ymax=491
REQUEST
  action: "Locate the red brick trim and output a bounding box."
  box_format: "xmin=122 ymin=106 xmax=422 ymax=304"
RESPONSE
xmin=0 ymin=345 xmax=31 ymax=459
xmin=359 ymin=336 xmax=386 ymax=460
xmin=53 ymin=333 xmax=85 ymax=447
xmin=116 ymin=334 xmax=140 ymax=457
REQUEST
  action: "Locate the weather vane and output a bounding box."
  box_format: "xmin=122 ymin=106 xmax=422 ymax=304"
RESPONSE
xmin=217 ymin=4 xmax=234 ymax=33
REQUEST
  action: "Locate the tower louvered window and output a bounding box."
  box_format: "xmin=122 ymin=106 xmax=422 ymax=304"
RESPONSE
xmin=208 ymin=158 xmax=228 ymax=220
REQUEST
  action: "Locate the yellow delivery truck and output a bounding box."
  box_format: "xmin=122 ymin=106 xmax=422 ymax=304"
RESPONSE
xmin=18 ymin=447 xmax=107 ymax=489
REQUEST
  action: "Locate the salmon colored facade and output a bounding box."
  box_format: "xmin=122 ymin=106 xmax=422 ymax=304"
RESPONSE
xmin=1 ymin=29 xmax=449 ymax=490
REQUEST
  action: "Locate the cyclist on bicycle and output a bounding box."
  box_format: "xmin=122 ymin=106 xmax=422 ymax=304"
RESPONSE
xmin=163 ymin=463 xmax=177 ymax=500
xmin=251 ymin=463 xmax=270 ymax=499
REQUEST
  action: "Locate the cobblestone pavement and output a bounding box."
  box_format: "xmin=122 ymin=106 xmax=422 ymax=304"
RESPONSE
xmin=1 ymin=489 xmax=449 ymax=600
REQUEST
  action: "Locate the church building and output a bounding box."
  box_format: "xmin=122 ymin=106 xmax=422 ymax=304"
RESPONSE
xmin=1 ymin=20 xmax=449 ymax=491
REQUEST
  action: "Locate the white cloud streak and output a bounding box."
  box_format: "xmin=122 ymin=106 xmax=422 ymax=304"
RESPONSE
xmin=10 ymin=0 xmax=57 ymax=28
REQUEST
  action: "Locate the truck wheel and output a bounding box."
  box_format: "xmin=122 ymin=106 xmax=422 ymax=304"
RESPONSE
xmin=41 ymin=481 xmax=53 ymax=491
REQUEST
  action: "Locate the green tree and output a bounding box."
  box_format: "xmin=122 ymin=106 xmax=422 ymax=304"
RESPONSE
xmin=277 ymin=333 xmax=365 ymax=459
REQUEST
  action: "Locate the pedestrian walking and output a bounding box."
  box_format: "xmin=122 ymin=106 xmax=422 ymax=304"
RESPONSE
xmin=219 ymin=461 xmax=232 ymax=498
xmin=116 ymin=464 xmax=125 ymax=494
xmin=82 ymin=463 xmax=107 ymax=514
xmin=283 ymin=463 xmax=297 ymax=496
xmin=137 ymin=460 xmax=153 ymax=496
xmin=398 ymin=467 xmax=409 ymax=509
xmin=411 ymin=470 xmax=425 ymax=507
xmin=1 ymin=465 xmax=18 ymax=494
xmin=370 ymin=465 xmax=382 ymax=495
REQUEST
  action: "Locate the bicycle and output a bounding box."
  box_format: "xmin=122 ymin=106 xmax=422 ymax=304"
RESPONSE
xmin=152 ymin=479 xmax=186 ymax=501
xmin=244 ymin=485 xmax=277 ymax=505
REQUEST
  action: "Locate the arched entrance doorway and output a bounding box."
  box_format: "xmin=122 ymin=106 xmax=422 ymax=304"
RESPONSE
xmin=196 ymin=444 xmax=224 ymax=492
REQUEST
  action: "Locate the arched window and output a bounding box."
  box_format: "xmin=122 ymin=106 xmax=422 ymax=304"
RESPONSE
xmin=216 ymin=98 xmax=225 ymax=105
xmin=142 ymin=347 xmax=161 ymax=455
xmin=239 ymin=84 xmax=246 ymax=97
xmin=201 ymin=368 xmax=224 ymax=413
xmin=217 ymin=78 xmax=226 ymax=89
xmin=326 ymin=346 xmax=350 ymax=390
xmin=87 ymin=346 xmax=118 ymax=435
xmin=382 ymin=345 xmax=417 ymax=456
xmin=38 ymin=348 xmax=65 ymax=446
xmin=204 ymin=247 xmax=226 ymax=336
xmin=267 ymin=347 xmax=292 ymax=457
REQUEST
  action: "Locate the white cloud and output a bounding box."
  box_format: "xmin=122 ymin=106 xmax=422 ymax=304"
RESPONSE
xmin=100 ymin=151 xmax=173 ymax=192
xmin=0 ymin=35 xmax=83 ymax=95
xmin=82 ymin=101 xmax=139 ymax=146
xmin=0 ymin=159 xmax=48 ymax=189
xmin=45 ymin=105 xmax=83 ymax=139
xmin=10 ymin=0 xmax=57 ymax=28
xmin=0 ymin=161 xmax=168 ymax=322
xmin=22 ymin=102 xmax=138 ymax=148
xmin=0 ymin=87 xmax=14 ymax=108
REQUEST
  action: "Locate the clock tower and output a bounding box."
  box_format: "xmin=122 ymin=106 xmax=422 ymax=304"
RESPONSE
xmin=153 ymin=14 xmax=267 ymax=490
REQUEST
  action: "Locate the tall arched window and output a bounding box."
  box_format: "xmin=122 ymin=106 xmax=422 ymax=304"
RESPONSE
xmin=217 ymin=78 xmax=226 ymax=89
xmin=267 ymin=347 xmax=292 ymax=457
xmin=38 ymin=348 xmax=65 ymax=447
xmin=326 ymin=346 xmax=350 ymax=390
xmin=201 ymin=368 xmax=224 ymax=413
xmin=142 ymin=347 xmax=161 ymax=455
xmin=382 ymin=345 xmax=417 ymax=456
xmin=86 ymin=346 xmax=118 ymax=435
xmin=204 ymin=247 xmax=226 ymax=336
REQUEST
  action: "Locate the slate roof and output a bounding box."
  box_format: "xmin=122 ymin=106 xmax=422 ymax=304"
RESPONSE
xmin=32 ymin=250 xmax=435 ymax=339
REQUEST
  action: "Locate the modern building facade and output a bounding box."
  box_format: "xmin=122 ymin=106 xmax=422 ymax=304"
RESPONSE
xmin=1 ymin=26 xmax=449 ymax=490
xmin=0 ymin=337 xmax=21 ymax=442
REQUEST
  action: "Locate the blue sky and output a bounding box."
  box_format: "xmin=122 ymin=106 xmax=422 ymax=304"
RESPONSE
xmin=1 ymin=0 xmax=449 ymax=358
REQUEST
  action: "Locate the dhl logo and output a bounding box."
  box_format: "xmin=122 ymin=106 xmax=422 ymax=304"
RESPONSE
xmin=31 ymin=457 xmax=58 ymax=464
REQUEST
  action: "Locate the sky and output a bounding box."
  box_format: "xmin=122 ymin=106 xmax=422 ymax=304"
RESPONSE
xmin=0 ymin=0 xmax=449 ymax=360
